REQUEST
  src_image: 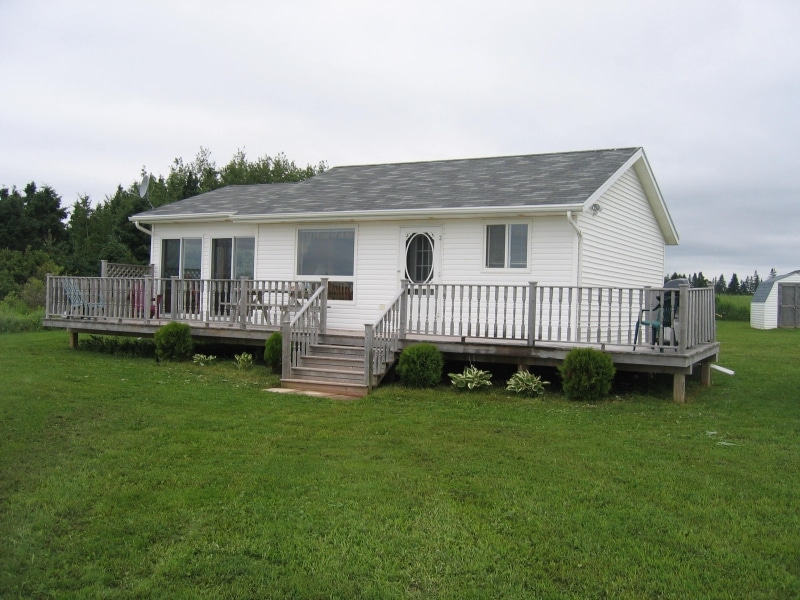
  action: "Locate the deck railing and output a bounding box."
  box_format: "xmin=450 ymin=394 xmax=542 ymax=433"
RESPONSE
xmin=404 ymin=282 xmax=716 ymax=351
xmin=364 ymin=285 xmax=407 ymax=388
xmin=281 ymin=280 xmax=328 ymax=380
xmin=46 ymin=275 xmax=716 ymax=356
xmin=45 ymin=275 xmax=321 ymax=328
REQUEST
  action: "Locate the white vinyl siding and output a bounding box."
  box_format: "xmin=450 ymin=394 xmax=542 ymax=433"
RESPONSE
xmin=579 ymin=169 xmax=666 ymax=288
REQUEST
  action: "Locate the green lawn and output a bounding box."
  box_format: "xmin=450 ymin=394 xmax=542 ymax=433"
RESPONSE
xmin=1 ymin=324 xmax=798 ymax=598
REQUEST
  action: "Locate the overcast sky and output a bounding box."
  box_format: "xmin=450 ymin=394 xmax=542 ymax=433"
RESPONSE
xmin=2 ymin=0 xmax=798 ymax=281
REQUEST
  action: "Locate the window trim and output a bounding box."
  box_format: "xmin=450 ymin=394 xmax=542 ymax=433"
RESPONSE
xmin=483 ymin=222 xmax=530 ymax=271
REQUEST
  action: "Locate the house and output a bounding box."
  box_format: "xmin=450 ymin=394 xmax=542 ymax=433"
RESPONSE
xmin=751 ymin=270 xmax=800 ymax=329
xmin=44 ymin=148 xmax=718 ymax=402
xmin=129 ymin=147 xmax=678 ymax=330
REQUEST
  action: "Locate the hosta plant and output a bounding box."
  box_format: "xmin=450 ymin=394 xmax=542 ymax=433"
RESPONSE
xmin=234 ymin=352 xmax=254 ymax=370
xmin=506 ymin=370 xmax=549 ymax=397
xmin=192 ymin=354 xmax=217 ymax=366
xmin=449 ymin=365 xmax=493 ymax=390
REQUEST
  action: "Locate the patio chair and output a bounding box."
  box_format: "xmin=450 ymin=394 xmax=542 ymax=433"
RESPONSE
xmin=633 ymin=291 xmax=678 ymax=351
xmin=64 ymin=278 xmax=105 ymax=317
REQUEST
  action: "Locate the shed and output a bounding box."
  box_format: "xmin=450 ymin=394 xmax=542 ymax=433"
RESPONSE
xmin=751 ymin=270 xmax=800 ymax=329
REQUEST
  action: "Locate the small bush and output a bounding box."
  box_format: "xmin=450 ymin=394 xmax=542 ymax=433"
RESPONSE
xmin=449 ymin=365 xmax=493 ymax=391
xmin=264 ymin=332 xmax=282 ymax=372
xmin=397 ymin=343 xmax=443 ymax=388
xmin=559 ymin=348 xmax=615 ymax=402
xmin=154 ymin=322 xmax=194 ymax=362
xmin=506 ymin=370 xmax=549 ymax=397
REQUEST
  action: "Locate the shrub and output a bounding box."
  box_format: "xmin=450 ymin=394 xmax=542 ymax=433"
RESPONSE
xmin=264 ymin=332 xmax=283 ymax=372
xmin=154 ymin=322 xmax=194 ymax=362
xmin=559 ymin=348 xmax=615 ymax=402
xmin=506 ymin=370 xmax=549 ymax=397
xmin=449 ymin=365 xmax=493 ymax=391
xmin=397 ymin=343 xmax=443 ymax=388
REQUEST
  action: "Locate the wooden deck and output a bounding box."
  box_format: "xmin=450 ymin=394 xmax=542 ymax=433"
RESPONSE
xmin=44 ymin=275 xmax=719 ymax=402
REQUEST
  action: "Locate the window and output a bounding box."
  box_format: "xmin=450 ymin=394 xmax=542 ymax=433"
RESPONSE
xmin=297 ymin=228 xmax=355 ymax=300
xmin=485 ymin=224 xmax=528 ymax=269
xmin=211 ymin=237 xmax=255 ymax=280
xmin=162 ymin=238 xmax=201 ymax=278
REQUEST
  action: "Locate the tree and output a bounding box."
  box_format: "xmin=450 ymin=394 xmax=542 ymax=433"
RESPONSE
xmin=0 ymin=183 xmax=67 ymax=252
xmin=714 ymin=274 xmax=727 ymax=295
xmin=727 ymin=273 xmax=740 ymax=295
xmin=769 ymin=267 xmax=778 ymax=279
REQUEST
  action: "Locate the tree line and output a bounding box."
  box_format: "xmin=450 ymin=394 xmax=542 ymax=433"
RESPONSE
xmin=0 ymin=148 xmax=325 ymax=302
xmin=666 ymin=270 xmax=776 ymax=295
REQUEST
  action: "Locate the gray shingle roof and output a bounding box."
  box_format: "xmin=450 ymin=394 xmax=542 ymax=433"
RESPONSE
xmin=752 ymin=270 xmax=800 ymax=303
xmin=132 ymin=147 xmax=641 ymax=221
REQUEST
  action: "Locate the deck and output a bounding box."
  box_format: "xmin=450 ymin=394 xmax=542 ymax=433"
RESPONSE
xmin=43 ymin=274 xmax=719 ymax=402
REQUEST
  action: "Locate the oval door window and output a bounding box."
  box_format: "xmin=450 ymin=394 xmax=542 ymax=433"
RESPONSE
xmin=405 ymin=233 xmax=434 ymax=283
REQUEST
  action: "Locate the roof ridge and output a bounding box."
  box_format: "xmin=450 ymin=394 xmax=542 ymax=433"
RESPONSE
xmin=329 ymin=147 xmax=642 ymax=171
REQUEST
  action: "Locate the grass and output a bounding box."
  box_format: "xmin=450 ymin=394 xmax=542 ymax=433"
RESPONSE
xmin=716 ymin=293 xmax=751 ymax=321
xmin=1 ymin=324 xmax=798 ymax=598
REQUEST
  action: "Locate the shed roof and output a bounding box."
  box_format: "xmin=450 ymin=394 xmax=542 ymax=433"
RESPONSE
xmin=752 ymin=270 xmax=800 ymax=303
xmin=131 ymin=147 xmax=677 ymax=242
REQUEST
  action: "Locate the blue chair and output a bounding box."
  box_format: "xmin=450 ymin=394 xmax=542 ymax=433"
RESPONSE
xmin=64 ymin=279 xmax=105 ymax=317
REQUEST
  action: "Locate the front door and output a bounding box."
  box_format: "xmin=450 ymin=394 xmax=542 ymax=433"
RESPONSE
xmin=400 ymin=228 xmax=441 ymax=285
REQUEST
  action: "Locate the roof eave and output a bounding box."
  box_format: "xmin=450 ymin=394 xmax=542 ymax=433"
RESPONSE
xmin=229 ymin=204 xmax=585 ymax=223
xmin=130 ymin=212 xmax=234 ymax=224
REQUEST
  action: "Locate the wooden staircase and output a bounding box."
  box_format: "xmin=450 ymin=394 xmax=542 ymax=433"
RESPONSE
xmin=281 ymin=333 xmax=373 ymax=398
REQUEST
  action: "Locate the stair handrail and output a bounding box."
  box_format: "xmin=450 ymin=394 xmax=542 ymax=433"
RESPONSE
xmin=364 ymin=281 xmax=408 ymax=388
xmin=281 ymin=279 xmax=328 ymax=381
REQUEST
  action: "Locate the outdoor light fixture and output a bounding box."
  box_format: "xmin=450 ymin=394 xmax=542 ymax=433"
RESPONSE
xmin=590 ymin=203 xmax=602 ymax=214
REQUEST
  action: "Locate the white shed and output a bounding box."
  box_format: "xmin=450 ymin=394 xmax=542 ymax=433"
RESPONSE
xmin=751 ymin=270 xmax=800 ymax=329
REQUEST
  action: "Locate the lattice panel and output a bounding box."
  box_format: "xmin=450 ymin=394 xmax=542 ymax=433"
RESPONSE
xmin=104 ymin=262 xmax=153 ymax=278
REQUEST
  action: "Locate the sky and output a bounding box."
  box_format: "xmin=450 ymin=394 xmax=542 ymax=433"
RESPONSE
xmin=1 ymin=0 xmax=798 ymax=281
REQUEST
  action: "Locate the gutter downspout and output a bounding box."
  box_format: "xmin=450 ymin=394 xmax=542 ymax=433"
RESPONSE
xmin=133 ymin=221 xmax=152 ymax=236
xmin=566 ymin=211 xmax=583 ymax=287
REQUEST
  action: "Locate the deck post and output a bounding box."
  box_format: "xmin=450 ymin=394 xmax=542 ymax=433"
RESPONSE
xmin=678 ymin=284 xmax=690 ymax=350
xmin=527 ymin=282 xmax=537 ymax=346
xmin=239 ymin=276 xmax=248 ymax=328
xmin=364 ymin=323 xmax=374 ymax=389
xmin=673 ymin=373 xmax=686 ymax=403
xmin=68 ymin=329 xmax=79 ymax=348
xmin=100 ymin=260 xmax=108 ymax=277
xmin=399 ymin=280 xmax=409 ymax=340
xmin=700 ymin=359 xmax=713 ymax=387
xmin=281 ymin=311 xmax=291 ymax=381
xmin=170 ymin=276 xmax=178 ymax=316
xmin=45 ymin=273 xmax=52 ymax=318
xmin=320 ymin=278 xmax=328 ymax=334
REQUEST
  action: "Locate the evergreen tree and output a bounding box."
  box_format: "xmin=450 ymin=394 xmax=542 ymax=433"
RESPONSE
xmin=727 ymin=273 xmax=740 ymax=295
xmin=714 ymin=274 xmax=726 ymax=294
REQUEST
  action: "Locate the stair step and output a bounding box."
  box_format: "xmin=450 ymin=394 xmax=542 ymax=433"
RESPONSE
xmin=281 ymin=379 xmax=369 ymax=398
xmin=301 ymin=355 xmax=363 ymax=370
xmin=291 ymin=366 xmax=365 ymax=384
xmin=309 ymin=344 xmax=365 ymax=357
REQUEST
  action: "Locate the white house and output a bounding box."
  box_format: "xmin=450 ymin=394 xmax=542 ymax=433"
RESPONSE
xmin=751 ymin=270 xmax=800 ymax=329
xmin=130 ymin=147 xmax=678 ymax=331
